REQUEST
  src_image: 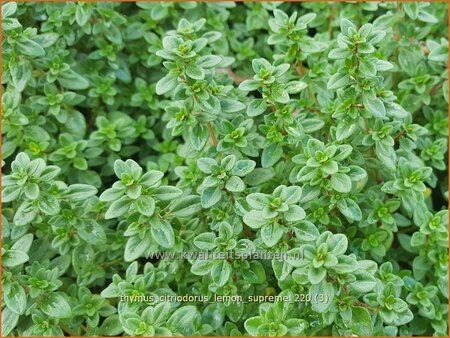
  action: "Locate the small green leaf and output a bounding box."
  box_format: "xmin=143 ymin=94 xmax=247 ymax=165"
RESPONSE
xmin=16 ymin=37 xmax=45 ymax=57
xmin=1 ymin=307 xmax=19 ymax=336
xmin=197 ymin=55 xmax=222 ymax=68
xmin=194 ymin=233 xmax=217 ymax=250
xmin=201 ymin=186 xmax=222 ymax=208
xmin=156 ymin=75 xmax=178 ymax=95
xmin=78 ymin=220 xmax=107 ymax=245
xmin=286 ymin=81 xmax=307 ymax=94
xmin=225 ymin=176 xmax=245 ymax=192
xmin=2 ymin=2 xmax=17 ymax=18
xmin=221 ymin=99 xmax=246 ymax=113
xmin=5 ymin=284 xmax=27 ymax=315
xmin=154 ymin=186 xmax=182 ymax=200
xmin=2 ymin=186 xmax=21 ymax=203
xmin=37 ymin=194 xmax=60 ymax=215
xmin=363 ymin=96 xmax=386 ymax=118
xmin=247 ymin=98 xmax=267 ymax=117
xmin=242 ymin=261 xmax=266 ymax=284
xmin=124 ymin=235 xmax=152 ymax=262
xmin=330 ymin=173 xmax=352 ymax=193
xmin=350 ymin=307 xmax=373 ymax=335
xmin=169 ymin=195 xmax=201 ymax=218
xmin=284 ymin=205 xmax=306 ymax=222
xmin=40 ymin=292 xmax=71 ymax=318
xmin=14 ymin=201 xmax=37 ymax=226
xmin=231 ymin=160 xmax=255 ymax=177
xmin=64 ymin=184 xmax=98 ymax=201
xmin=261 ymin=143 xmax=283 ymax=168
xmin=211 ymin=260 xmax=232 ymax=286
xmin=185 ymin=64 xmax=205 ymax=80
xmin=244 ymin=317 xmax=263 ymax=336
xmin=261 ymin=223 xmax=284 ymax=247
xmin=328 ymin=48 xmax=352 ymax=59
xmin=105 ymin=196 xmax=130 ymax=219
xmin=24 ymin=183 xmax=39 ymax=200
xmin=239 ymin=79 xmax=259 ymax=91
xmin=2 ymin=249 xmax=29 ymax=267
xmin=308 ymin=266 xmax=327 ymax=284
xmin=58 ymin=69 xmax=89 ymax=90
xmin=150 ymin=218 xmax=175 ymax=248
xmin=310 ymin=281 xmax=334 ymax=313
xmin=327 ymin=72 xmax=351 ymax=90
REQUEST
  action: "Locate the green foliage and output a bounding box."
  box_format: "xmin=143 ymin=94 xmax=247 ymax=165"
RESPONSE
xmin=1 ymin=1 xmax=448 ymax=337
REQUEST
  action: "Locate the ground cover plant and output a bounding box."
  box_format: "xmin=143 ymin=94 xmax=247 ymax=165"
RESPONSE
xmin=1 ymin=1 xmax=449 ymax=336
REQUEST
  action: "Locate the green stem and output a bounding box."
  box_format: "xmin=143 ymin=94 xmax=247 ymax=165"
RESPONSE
xmin=60 ymin=323 xmax=79 ymax=336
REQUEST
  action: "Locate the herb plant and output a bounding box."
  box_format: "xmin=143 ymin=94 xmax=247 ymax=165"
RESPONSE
xmin=1 ymin=1 xmax=448 ymax=337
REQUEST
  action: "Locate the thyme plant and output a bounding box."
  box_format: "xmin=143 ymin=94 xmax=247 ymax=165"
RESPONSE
xmin=1 ymin=1 xmax=448 ymax=336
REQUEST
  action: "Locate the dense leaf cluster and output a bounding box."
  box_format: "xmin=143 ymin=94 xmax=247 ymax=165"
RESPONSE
xmin=1 ymin=1 xmax=448 ymax=336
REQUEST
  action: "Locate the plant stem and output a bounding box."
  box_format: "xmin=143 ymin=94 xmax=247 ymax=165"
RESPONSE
xmin=328 ymin=5 xmax=337 ymax=39
xmin=207 ymin=122 xmax=218 ymax=145
xmin=101 ymin=258 xmax=123 ymax=268
xmin=60 ymin=323 xmax=78 ymax=336
xmin=293 ymin=61 xmax=306 ymax=77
